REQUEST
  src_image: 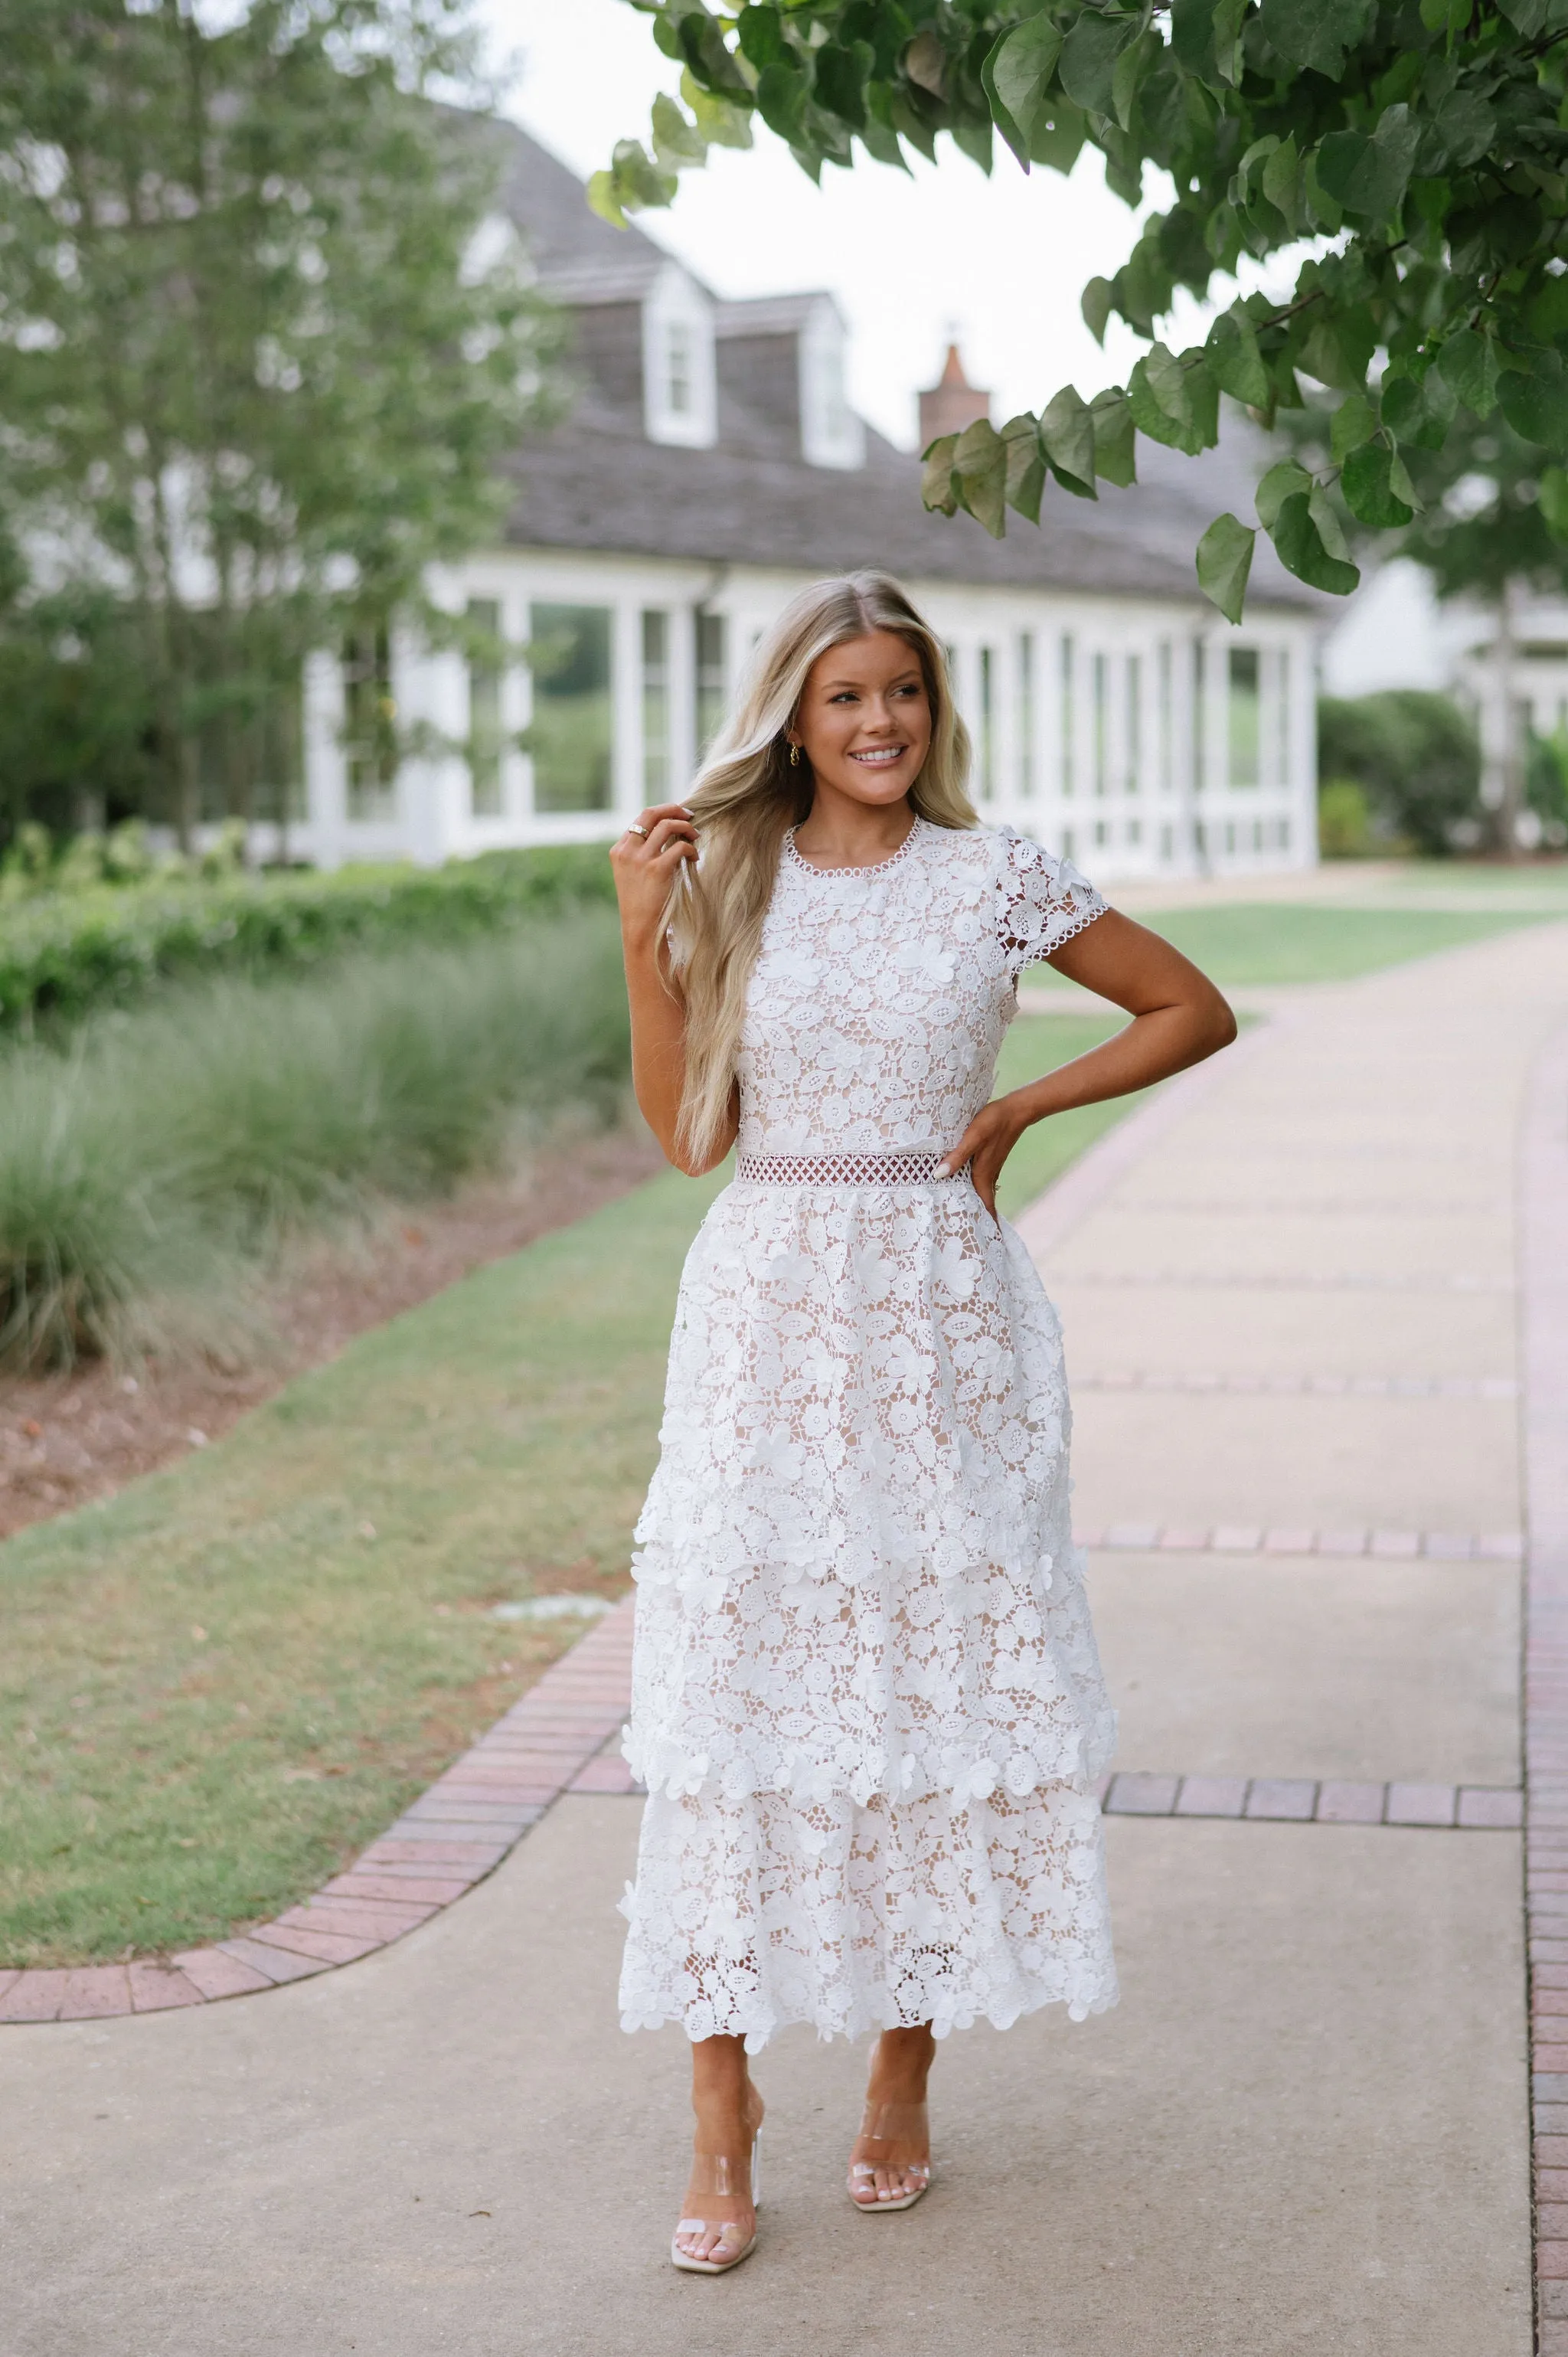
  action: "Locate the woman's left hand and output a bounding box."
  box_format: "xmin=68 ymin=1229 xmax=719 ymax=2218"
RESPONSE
xmin=936 ymin=1095 xmax=1029 ymax=1224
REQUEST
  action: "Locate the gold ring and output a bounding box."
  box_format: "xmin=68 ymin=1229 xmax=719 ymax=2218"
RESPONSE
xmin=627 ymin=823 xmax=648 ymax=839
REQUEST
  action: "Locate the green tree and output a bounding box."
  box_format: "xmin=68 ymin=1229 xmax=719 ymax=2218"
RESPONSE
xmin=0 ymin=0 xmax=563 ymax=847
xmin=1293 ymin=397 xmax=1568 ymax=846
xmin=598 ymin=1 xmax=1568 ymax=623
xmin=1318 ymin=688 xmax=1481 ymax=852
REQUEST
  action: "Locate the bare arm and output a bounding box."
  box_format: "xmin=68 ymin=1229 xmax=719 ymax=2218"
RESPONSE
xmin=938 ymin=909 xmax=1236 ymax=1218
xmin=609 ymin=803 xmax=738 ymax=1175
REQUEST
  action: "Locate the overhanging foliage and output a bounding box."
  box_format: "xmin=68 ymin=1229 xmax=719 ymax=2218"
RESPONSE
xmin=599 ymin=1 xmax=1568 ymax=620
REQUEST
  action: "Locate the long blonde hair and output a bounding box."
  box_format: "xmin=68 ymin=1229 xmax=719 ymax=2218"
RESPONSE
xmin=668 ymin=570 xmax=976 ymax=1166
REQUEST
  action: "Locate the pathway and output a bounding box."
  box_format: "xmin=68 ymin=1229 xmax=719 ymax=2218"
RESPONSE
xmin=2 ymin=920 xmax=1566 ymax=2355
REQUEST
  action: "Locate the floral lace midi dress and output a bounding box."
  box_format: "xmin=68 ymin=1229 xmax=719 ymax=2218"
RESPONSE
xmin=618 ymin=818 xmax=1119 ymax=2051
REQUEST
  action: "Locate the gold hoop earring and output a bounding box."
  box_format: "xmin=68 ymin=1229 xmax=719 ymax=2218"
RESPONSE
xmin=789 ymin=742 xmax=801 ymax=767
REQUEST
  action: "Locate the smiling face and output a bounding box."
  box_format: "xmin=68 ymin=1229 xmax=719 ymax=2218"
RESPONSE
xmin=789 ymin=629 xmax=934 ymax=811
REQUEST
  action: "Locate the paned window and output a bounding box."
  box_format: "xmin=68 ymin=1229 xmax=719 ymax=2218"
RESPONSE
xmin=978 ymin=646 xmax=995 ymax=800
xmin=1060 ymin=634 xmax=1075 ymax=796
xmin=1093 ymin=652 xmax=1109 ymax=796
xmin=529 ymin=603 xmax=613 ymax=813
xmin=1228 ymin=647 xmax=1261 ymax=786
xmin=343 ymin=624 xmax=397 ymax=822
xmin=466 ymin=597 xmax=504 ymax=817
xmin=1125 ymin=652 xmax=1142 ymax=796
xmin=696 ymin=610 xmax=727 ymax=757
xmin=1156 ymin=639 xmax=1174 ymax=794
xmin=642 ymin=610 xmax=671 ymax=799
xmin=1017 ymin=633 xmax=1035 ymax=799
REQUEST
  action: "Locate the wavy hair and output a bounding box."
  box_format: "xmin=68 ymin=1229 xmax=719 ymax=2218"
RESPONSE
xmin=667 ymin=570 xmax=976 ymax=1167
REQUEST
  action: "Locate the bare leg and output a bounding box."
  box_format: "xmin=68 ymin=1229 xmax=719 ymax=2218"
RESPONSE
xmin=848 ymin=2023 xmax=934 ymax=2207
xmin=675 ymin=2033 xmax=765 ymax=2267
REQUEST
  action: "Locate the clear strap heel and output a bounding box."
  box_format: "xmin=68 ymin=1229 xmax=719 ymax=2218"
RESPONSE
xmin=671 ymin=2133 xmax=762 ymax=2274
xmin=848 ymin=2099 xmax=931 ymax=2212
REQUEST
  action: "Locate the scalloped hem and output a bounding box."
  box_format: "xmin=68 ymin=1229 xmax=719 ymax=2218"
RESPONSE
xmin=622 ymin=1741 xmax=1117 ymax=1809
xmin=618 ymin=1974 xmax=1119 ymax=2054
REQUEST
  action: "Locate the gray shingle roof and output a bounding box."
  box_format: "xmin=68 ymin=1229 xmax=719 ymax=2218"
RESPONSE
xmin=491 ymin=123 xmax=1321 ymax=616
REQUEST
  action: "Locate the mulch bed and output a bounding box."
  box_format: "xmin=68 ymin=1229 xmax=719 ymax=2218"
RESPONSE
xmin=0 ymin=1126 xmax=667 ymax=1544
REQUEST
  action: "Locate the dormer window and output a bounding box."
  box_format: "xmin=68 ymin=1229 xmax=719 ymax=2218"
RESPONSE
xmin=800 ymin=301 xmax=864 ymax=470
xmin=644 ymin=263 xmax=717 ymax=448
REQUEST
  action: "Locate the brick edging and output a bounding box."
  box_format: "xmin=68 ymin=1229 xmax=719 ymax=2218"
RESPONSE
xmin=0 ymin=1597 xmax=637 ymax=2025
xmin=1524 ymin=1019 xmax=1568 ymax=2351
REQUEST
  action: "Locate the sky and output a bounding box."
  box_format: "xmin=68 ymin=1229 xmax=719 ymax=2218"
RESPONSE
xmin=478 ymin=0 xmax=1194 ymax=451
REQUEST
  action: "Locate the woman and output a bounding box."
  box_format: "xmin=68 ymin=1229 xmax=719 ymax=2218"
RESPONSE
xmin=609 ymin=573 xmax=1234 ymax=2274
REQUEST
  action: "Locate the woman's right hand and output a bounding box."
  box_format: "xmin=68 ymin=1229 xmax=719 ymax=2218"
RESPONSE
xmin=609 ymin=804 xmax=697 ymax=952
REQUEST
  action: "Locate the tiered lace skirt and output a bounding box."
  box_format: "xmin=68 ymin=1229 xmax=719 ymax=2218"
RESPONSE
xmin=617 ymin=1165 xmax=1118 ymax=2051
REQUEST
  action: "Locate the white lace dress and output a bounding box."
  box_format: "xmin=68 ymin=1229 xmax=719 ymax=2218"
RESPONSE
xmin=618 ymin=818 xmax=1119 ymax=2051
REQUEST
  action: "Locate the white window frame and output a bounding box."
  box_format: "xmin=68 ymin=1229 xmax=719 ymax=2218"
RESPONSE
xmin=643 ymin=264 xmax=717 ymax=449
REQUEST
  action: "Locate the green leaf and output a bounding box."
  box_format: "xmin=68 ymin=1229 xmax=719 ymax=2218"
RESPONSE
xmin=982 ymin=16 xmax=1064 ymax=168
xmin=585 ymin=171 xmax=628 ymax=230
xmin=920 ymin=433 xmax=959 ymax=516
xmin=814 ymin=41 xmax=870 ymax=129
xmin=1269 ymin=490 xmax=1361 ymax=594
xmin=1330 ymin=392 xmax=1377 ymax=462
xmin=1029 ymin=99 xmax=1086 ymax=174
xmin=1090 ymin=387 xmax=1137 ymax=486
xmin=1299 ymin=309 xmax=1375 ymax=391
xmin=755 ymin=60 xmax=808 ymax=145
xmin=1315 ymin=106 xmax=1420 ymax=222
xmin=1308 ymin=481 xmax=1352 ymax=563
xmin=682 ymin=70 xmax=753 ymax=150
xmin=1128 ymin=342 xmax=1217 ymax=456
xmin=1211 ymin=0 xmax=1249 ymax=88
xmin=1081 ymin=276 xmax=1114 ymax=345
xmin=1498 ymin=357 xmax=1568 ymax=453
xmin=952 ymin=417 xmax=1008 ymax=538
xmin=1207 ymin=312 xmax=1269 ymax=407
xmin=1059 ymin=11 xmax=1132 ymax=117
xmin=678 ymin=11 xmax=751 ymax=97
xmin=1196 ymin=512 xmax=1256 ymax=623
xmin=1257 ymin=0 xmax=1369 ymax=80
xmin=1259 ymin=133 xmax=1303 ymax=234
xmin=1038 ymin=385 xmax=1097 ymax=497
xmin=652 ymin=92 xmax=707 ymax=169
xmin=1256 ymin=459 xmax=1312 ymax=530
xmin=1341 ymin=441 xmax=1415 ymax=527
xmin=1111 ymin=31 xmax=1152 ymax=131
xmin=1540 ymin=464 xmax=1568 ymax=543
xmin=1438 ymin=329 xmax=1500 ymax=419
xmin=736 ymin=5 xmax=789 ymax=70
xmin=1001 ymin=414 xmax=1047 ymax=523
xmin=1387 ymin=447 xmax=1421 ymax=513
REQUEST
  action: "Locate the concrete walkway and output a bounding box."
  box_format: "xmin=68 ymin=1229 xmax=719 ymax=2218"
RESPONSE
xmin=4 ymin=921 xmax=1566 ymax=2356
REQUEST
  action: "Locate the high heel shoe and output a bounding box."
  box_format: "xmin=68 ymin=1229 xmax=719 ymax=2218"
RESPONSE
xmin=847 ymin=2100 xmax=930 ymax=2213
xmin=671 ymin=2130 xmax=762 ymax=2274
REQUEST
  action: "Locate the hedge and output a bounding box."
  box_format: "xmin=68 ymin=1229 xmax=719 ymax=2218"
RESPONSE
xmin=0 ymin=844 xmax=617 ymax=1032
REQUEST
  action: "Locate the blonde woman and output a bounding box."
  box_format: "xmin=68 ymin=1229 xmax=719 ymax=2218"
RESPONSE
xmin=609 ymin=573 xmax=1234 ymax=2274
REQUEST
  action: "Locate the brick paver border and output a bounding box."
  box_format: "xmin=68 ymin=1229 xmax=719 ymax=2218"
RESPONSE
xmin=1524 ymin=1018 xmax=1568 ymax=2354
xmin=1074 ymin=1524 xmax=1523 ymax=1561
xmin=0 ymin=1598 xmax=637 ymax=2025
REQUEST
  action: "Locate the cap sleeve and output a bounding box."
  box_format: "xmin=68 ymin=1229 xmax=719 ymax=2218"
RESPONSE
xmin=994 ymin=827 xmax=1106 ymax=976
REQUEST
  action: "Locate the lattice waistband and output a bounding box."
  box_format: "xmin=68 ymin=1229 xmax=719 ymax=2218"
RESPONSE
xmin=734 ymin=1151 xmax=960 ymax=1187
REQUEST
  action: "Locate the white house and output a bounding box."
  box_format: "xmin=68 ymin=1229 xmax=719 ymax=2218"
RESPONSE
xmin=286 ymin=126 xmax=1325 ymax=882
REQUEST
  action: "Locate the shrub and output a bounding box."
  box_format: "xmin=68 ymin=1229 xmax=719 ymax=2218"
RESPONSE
xmin=1317 ymin=777 xmax=1374 ymax=858
xmin=0 ymin=907 xmax=632 ymax=1369
xmin=1317 ymin=692 xmax=1482 ymax=856
xmin=0 ymin=842 xmax=616 ymax=1035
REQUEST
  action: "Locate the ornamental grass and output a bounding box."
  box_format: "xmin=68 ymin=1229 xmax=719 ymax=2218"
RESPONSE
xmin=0 ymin=907 xmax=631 ymax=1371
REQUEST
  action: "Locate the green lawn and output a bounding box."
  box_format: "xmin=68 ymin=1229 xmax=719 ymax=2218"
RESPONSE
xmin=0 ymin=1015 xmax=1130 ymax=1968
xmin=1025 ymin=898 xmax=1561 ymax=991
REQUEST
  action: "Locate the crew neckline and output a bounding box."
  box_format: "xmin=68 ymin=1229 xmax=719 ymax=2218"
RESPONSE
xmin=785 ymin=816 xmax=923 ymax=879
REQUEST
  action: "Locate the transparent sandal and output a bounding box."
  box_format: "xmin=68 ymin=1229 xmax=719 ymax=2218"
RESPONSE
xmin=847 ymin=2099 xmax=930 ymax=2213
xmin=671 ymin=2131 xmax=763 ymax=2274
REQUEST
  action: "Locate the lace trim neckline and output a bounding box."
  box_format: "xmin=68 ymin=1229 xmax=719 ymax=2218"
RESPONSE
xmin=784 ymin=816 xmax=924 ymax=880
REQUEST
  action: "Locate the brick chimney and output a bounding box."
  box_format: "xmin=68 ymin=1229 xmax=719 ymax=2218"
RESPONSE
xmin=918 ymin=342 xmax=991 ymax=449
